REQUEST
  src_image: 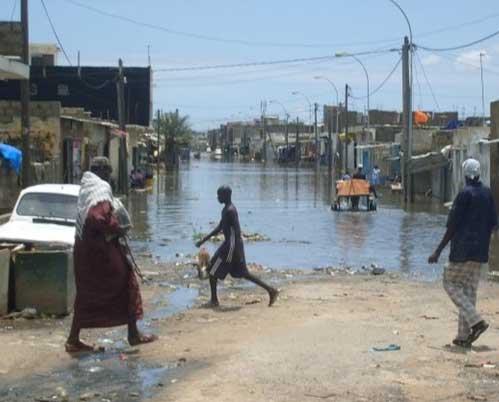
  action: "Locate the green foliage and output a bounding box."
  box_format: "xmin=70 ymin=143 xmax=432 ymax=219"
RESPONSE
xmin=154 ymin=110 xmax=192 ymax=146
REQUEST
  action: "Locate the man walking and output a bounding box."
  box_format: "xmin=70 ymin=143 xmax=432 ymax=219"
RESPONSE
xmin=428 ymin=158 xmax=497 ymax=348
xmin=196 ymin=185 xmax=279 ymax=307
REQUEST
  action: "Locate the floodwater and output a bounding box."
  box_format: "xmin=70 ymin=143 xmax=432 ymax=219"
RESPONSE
xmin=125 ymin=158 xmax=493 ymax=281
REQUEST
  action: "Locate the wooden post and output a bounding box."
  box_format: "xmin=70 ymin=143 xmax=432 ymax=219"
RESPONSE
xmin=116 ymin=58 xmax=128 ymax=195
xmin=20 ymin=0 xmax=31 ymax=188
xmin=295 ymin=117 xmax=300 ymax=167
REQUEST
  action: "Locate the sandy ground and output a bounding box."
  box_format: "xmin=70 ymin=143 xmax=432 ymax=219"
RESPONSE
xmin=1 ymin=262 xmax=499 ymax=402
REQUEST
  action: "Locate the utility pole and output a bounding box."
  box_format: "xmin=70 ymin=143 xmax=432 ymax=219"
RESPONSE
xmin=295 ymin=117 xmax=300 ymax=167
xmin=344 ymin=84 xmax=349 ymax=172
xmin=480 ymin=52 xmax=486 ymax=126
xmin=285 ymin=113 xmax=289 ymax=151
xmin=156 ymin=109 xmax=160 ymax=178
xmin=116 ymin=58 xmax=128 ymax=195
xmin=402 ymin=36 xmax=413 ymax=202
xmin=328 ymin=114 xmax=332 ymax=177
xmin=20 ymin=0 xmax=31 ymax=188
xmin=261 ymin=101 xmax=266 ymax=163
xmin=314 ymin=103 xmax=319 ymax=170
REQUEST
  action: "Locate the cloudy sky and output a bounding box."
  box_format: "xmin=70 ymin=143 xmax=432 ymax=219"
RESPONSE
xmin=17 ymin=0 xmax=499 ymax=129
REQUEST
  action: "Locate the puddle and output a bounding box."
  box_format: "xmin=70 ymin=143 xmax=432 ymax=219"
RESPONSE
xmin=149 ymin=287 xmax=199 ymax=321
xmin=0 ymin=287 xmax=199 ymax=402
xmin=0 ymin=353 xmax=172 ymax=402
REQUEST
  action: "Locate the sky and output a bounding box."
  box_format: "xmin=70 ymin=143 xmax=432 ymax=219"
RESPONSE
xmin=12 ymin=0 xmax=499 ymax=130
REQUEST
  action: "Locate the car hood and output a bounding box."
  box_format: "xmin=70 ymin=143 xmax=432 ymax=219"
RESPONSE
xmin=0 ymin=220 xmax=75 ymax=246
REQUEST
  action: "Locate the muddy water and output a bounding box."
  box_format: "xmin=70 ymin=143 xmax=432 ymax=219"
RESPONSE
xmin=0 ymin=287 xmax=198 ymax=402
xmin=125 ymin=159 xmax=499 ymax=281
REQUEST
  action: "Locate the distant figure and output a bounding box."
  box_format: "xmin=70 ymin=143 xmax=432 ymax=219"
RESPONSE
xmin=341 ymin=170 xmax=351 ymax=181
xmin=66 ymin=170 xmax=156 ymax=353
xmin=353 ymin=164 xmax=366 ymax=180
xmin=130 ymin=167 xmax=145 ymax=189
xmin=195 ymin=185 xmax=279 ymax=307
xmin=351 ymin=165 xmax=366 ymax=210
xmin=371 ymin=165 xmax=381 ymax=186
xmin=428 ymin=158 xmax=497 ymax=348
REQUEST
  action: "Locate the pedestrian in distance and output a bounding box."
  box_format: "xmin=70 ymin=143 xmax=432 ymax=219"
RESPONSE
xmin=428 ymin=158 xmax=497 ymax=348
xmin=66 ymin=169 xmax=157 ymax=353
xmin=195 ymin=185 xmax=279 ymax=308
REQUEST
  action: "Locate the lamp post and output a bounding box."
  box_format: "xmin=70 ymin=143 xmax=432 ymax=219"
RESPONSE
xmin=291 ymin=91 xmax=312 ymax=128
xmin=388 ymin=0 xmax=414 ymax=202
xmin=269 ymin=100 xmax=290 ymax=151
xmin=335 ymin=53 xmax=370 ymax=129
xmin=314 ymin=76 xmax=340 ymax=133
xmin=314 ymin=76 xmax=340 ymax=177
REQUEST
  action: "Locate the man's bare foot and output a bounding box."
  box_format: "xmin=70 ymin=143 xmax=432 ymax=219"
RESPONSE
xmin=128 ymin=333 xmax=158 ymax=346
xmin=269 ymin=289 xmax=279 ymax=307
xmin=65 ymin=340 xmax=95 ymax=354
xmin=201 ymin=300 xmax=220 ymax=309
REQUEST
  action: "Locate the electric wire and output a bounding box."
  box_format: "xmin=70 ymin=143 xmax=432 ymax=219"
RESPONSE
xmin=59 ymin=0 xmax=499 ymax=51
xmin=415 ymin=50 xmax=440 ymax=111
xmin=59 ymin=0 xmax=401 ymax=49
xmin=413 ymin=53 xmax=424 ymax=109
xmin=10 ymin=0 xmax=17 ymax=20
xmin=350 ymin=56 xmax=402 ymax=100
xmin=40 ymin=0 xmax=73 ymax=65
xmin=416 ymin=28 xmax=499 ymax=52
xmin=154 ymin=49 xmax=395 ymax=73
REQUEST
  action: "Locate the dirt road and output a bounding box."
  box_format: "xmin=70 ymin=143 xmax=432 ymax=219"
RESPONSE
xmin=1 ymin=265 xmax=499 ymax=402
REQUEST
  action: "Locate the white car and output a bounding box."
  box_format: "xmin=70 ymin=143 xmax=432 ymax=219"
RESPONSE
xmin=0 ymin=184 xmax=80 ymax=247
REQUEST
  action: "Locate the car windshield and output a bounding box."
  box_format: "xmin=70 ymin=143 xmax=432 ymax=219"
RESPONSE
xmin=16 ymin=193 xmax=78 ymax=221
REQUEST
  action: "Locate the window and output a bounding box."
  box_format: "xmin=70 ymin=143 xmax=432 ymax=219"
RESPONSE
xmin=17 ymin=193 xmax=78 ymax=221
xmin=57 ymin=84 xmax=70 ymax=96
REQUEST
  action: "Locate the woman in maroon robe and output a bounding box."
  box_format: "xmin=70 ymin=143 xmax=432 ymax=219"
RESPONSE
xmin=66 ymin=171 xmax=156 ymax=353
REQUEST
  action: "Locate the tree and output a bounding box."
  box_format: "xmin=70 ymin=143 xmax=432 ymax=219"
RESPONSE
xmin=154 ymin=109 xmax=192 ymax=166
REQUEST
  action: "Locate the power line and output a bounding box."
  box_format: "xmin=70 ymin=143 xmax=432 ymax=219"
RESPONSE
xmin=415 ymin=50 xmax=440 ymax=111
xmin=60 ymin=0 xmax=403 ymax=49
xmin=350 ymin=56 xmax=402 ymax=100
xmin=416 ymin=28 xmax=499 ymax=52
xmin=10 ymin=0 xmax=17 ymax=20
xmin=154 ymin=49 xmax=394 ymax=73
xmin=58 ymin=0 xmax=499 ymax=51
xmin=413 ymin=54 xmax=424 ymax=109
xmin=40 ymin=0 xmax=73 ymax=65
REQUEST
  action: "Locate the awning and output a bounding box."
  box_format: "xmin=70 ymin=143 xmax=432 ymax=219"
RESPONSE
xmin=0 ymin=55 xmax=29 ymax=80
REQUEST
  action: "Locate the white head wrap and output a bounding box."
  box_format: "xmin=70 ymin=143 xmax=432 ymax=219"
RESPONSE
xmin=75 ymin=171 xmax=114 ymax=239
xmin=462 ymin=158 xmax=481 ymax=180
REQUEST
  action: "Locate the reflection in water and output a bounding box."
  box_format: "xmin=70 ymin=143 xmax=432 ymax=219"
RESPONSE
xmin=127 ymin=159 xmax=496 ymax=281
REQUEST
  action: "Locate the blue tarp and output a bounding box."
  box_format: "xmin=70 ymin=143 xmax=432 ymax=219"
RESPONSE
xmin=0 ymin=144 xmax=22 ymax=175
xmin=445 ymin=120 xmax=464 ymax=130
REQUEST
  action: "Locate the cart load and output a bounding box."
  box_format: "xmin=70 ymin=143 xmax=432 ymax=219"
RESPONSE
xmin=332 ymin=179 xmax=377 ymax=211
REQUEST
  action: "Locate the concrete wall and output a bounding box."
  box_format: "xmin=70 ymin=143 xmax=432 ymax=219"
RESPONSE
xmin=0 ymin=101 xmax=62 ymax=163
xmin=0 ymin=161 xmax=20 ymax=213
xmin=450 ymin=126 xmax=490 ymax=200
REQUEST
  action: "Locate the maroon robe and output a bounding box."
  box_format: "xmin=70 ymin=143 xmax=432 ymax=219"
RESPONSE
xmin=73 ymin=201 xmax=143 ymax=328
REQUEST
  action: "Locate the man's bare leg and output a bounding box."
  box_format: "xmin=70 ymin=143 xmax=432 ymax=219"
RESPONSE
xmin=242 ymin=272 xmax=279 ymax=307
xmin=207 ymin=276 xmax=220 ymax=307
xmin=128 ymin=319 xmax=158 ymax=346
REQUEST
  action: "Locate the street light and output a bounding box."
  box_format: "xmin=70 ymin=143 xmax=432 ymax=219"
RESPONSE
xmin=314 ymin=76 xmax=340 ymax=132
xmin=291 ymin=91 xmax=312 ymax=127
xmin=269 ymin=99 xmax=290 ymax=150
xmin=335 ymin=52 xmax=370 ymax=129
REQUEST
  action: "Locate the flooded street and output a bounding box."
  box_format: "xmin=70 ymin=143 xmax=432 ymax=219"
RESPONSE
xmin=126 ymin=159 xmax=474 ymax=281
